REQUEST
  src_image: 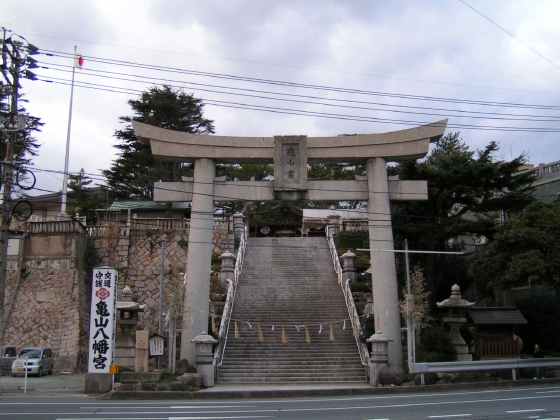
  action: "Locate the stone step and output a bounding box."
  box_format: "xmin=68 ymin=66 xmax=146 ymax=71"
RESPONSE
xmin=221 ymin=357 xmax=361 ymax=365
xmin=219 ymin=368 xmax=366 ymax=376
xmin=219 ymin=235 xmax=365 ymax=384
xmin=217 ymin=376 xmax=366 ymax=384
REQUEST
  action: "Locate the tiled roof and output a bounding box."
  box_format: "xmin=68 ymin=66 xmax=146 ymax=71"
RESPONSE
xmin=468 ymin=307 xmax=527 ymax=325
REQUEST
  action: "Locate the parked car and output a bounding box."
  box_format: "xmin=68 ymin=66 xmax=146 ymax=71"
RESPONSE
xmin=0 ymin=345 xmax=17 ymax=376
xmin=11 ymin=347 xmax=54 ymax=376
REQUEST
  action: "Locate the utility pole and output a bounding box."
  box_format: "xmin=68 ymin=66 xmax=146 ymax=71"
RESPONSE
xmin=357 ymin=245 xmax=464 ymax=374
xmin=404 ymin=238 xmax=416 ymax=372
xmin=60 ymin=45 xmax=77 ymax=216
xmin=0 ymin=28 xmax=20 ymax=345
xmin=158 ymin=239 xmax=166 ymax=335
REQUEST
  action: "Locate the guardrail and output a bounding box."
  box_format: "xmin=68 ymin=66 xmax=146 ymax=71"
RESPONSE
xmin=326 ymin=225 xmax=369 ymax=368
xmin=412 ymin=357 xmax=560 ymax=383
xmin=213 ymin=224 xmax=248 ymax=369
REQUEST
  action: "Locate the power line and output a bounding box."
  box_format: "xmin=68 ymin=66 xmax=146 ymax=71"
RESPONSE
xmin=23 ymin=165 xmax=535 ymax=224
xmin=11 ymin=26 xmax=551 ymax=94
xmin=37 ymin=77 xmax=560 ymax=133
xmin=21 ymin=165 xmax=530 ymax=206
xmin=457 ymin=0 xmax=560 ymax=71
xmin=41 ymin=48 xmax=560 ymax=110
xmin=38 ymin=61 xmax=560 ymax=122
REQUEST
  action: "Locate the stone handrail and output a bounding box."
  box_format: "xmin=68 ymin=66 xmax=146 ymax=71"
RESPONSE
xmin=326 ymin=225 xmax=369 ymax=367
xmin=213 ymin=224 xmax=248 ymax=368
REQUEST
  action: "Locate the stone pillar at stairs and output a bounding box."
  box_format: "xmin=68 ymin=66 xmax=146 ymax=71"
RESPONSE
xmin=180 ymin=158 xmax=215 ymax=366
xmin=341 ymin=249 xmax=357 ymax=283
xmin=233 ymin=212 xmax=245 ymax=251
xmin=367 ymin=157 xmax=403 ymax=373
xmin=219 ymin=250 xmax=235 ymax=289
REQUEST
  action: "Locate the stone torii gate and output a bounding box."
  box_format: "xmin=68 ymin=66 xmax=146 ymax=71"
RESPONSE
xmin=133 ymin=119 xmax=447 ymax=371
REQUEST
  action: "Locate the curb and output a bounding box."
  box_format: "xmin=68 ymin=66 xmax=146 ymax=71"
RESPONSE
xmin=105 ymin=377 xmax=560 ymax=400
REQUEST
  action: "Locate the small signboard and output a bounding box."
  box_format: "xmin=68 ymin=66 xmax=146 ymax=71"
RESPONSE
xmin=88 ymin=267 xmax=117 ymax=374
xmin=149 ymin=334 xmax=165 ymax=356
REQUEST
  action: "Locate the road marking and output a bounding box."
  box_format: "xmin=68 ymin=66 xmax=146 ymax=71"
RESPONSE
xmin=537 ymin=390 xmax=560 ymax=394
xmin=169 ymin=405 xmax=257 ymax=409
xmin=2 ymin=385 xmax=560 ymax=406
xmin=57 ymin=417 xmax=273 ymax=420
xmin=428 ymin=415 xmax=472 ymax=418
xmin=367 ymin=418 xmax=390 ymax=420
xmin=506 ymin=409 xmax=546 ymax=413
xmin=169 ymin=417 xmax=273 ymax=419
xmin=6 ymin=394 xmax=560 ymax=417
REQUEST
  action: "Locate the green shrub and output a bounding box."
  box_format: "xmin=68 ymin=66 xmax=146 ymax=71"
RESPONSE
xmin=416 ymin=323 xmax=455 ymax=362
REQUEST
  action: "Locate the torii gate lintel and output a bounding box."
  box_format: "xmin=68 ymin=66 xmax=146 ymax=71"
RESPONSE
xmin=133 ymin=120 xmax=448 ymax=372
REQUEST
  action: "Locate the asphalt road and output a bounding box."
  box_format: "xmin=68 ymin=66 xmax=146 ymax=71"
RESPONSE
xmin=1 ymin=384 xmax=560 ymax=420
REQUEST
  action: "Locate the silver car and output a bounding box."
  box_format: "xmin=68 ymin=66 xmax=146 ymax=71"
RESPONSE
xmin=11 ymin=347 xmax=54 ymax=376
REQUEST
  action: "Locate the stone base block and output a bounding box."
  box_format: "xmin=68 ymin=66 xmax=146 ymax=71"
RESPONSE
xmin=85 ymin=373 xmax=112 ymax=394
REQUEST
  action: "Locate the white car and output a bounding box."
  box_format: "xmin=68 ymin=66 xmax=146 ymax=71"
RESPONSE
xmin=11 ymin=347 xmax=54 ymax=376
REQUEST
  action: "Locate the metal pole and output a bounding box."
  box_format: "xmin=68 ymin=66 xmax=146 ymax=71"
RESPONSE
xmin=60 ymin=45 xmax=77 ymax=215
xmin=0 ymin=30 xmax=19 ymax=345
xmin=404 ymin=238 xmax=414 ymax=372
xmin=159 ymin=240 xmax=166 ymax=335
xmin=23 ymin=361 xmax=27 ymax=393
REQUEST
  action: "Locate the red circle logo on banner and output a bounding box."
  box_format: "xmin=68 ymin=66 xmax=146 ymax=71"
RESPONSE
xmin=96 ymin=287 xmax=110 ymax=301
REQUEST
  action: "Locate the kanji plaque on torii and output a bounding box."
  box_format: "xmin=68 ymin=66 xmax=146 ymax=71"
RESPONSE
xmin=133 ymin=119 xmax=447 ymax=371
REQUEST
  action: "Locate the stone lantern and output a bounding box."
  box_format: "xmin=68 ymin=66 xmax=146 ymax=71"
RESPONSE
xmin=437 ymin=284 xmax=475 ymax=361
xmin=192 ymin=332 xmax=218 ymax=387
xmin=367 ymin=332 xmax=392 ymax=385
xmin=114 ymin=286 xmax=146 ymax=369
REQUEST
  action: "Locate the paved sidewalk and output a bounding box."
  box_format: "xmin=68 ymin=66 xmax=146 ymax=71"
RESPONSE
xmin=0 ymin=373 xmax=84 ymax=394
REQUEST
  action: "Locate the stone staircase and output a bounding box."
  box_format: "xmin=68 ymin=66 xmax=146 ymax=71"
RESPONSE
xmin=217 ymin=236 xmax=367 ymax=384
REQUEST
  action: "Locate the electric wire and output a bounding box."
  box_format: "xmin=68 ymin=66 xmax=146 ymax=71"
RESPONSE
xmin=36 ymin=77 xmax=560 ymax=133
xmin=38 ymin=61 xmax=560 ymax=122
xmin=40 ymin=48 xmax=560 ymax=110
xmin=457 ymin=0 xmax=560 ymax=71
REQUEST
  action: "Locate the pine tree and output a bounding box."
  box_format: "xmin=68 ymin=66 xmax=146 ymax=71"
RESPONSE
xmin=67 ymin=168 xmax=95 ymax=217
xmin=103 ymin=85 xmax=214 ymax=200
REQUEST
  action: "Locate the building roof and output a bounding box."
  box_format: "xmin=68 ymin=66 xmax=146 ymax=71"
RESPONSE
xmin=468 ymin=307 xmax=527 ymax=325
xmin=105 ymin=200 xmax=191 ymax=211
xmin=303 ymin=208 xmax=368 ymax=220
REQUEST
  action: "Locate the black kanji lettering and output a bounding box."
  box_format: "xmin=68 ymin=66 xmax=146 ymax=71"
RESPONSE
xmin=94 ymin=327 xmax=109 ymax=340
xmin=94 ymin=317 xmax=109 ymax=328
xmin=96 ymin=301 xmax=109 ymax=317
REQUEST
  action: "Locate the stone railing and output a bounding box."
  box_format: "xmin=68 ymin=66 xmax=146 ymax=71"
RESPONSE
xmin=87 ymin=224 xmax=129 ymax=239
xmin=326 ymin=225 xmax=369 ymax=367
xmin=26 ymin=220 xmax=86 ymax=234
xmin=213 ymin=223 xmax=248 ymax=368
xmin=532 ymin=160 xmax=560 ymax=179
xmin=130 ymin=217 xmax=190 ymax=232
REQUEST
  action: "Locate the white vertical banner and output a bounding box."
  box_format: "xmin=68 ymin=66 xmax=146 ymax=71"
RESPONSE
xmin=88 ymin=266 xmax=117 ymax=374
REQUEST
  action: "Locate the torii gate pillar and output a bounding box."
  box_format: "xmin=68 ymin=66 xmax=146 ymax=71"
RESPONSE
xmin=368 ymin=157 xmax=402 ymax=372
xmin=132 ymin=119 xmax=448 ymax=371
xmin=181 ymin=158 xmax=215 ymax=364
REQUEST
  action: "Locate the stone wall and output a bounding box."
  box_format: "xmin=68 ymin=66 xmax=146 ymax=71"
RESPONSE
xmin=3 ymin=218 xmax=231 ymax=372
xmin=3 ymin=232 xmax=89 ymax=372
xmin=91 ymin=220 xmax=231 ymax=332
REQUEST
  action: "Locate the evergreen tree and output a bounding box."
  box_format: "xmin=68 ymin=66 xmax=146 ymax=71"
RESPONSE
xmin=393 ymin=132 xmax=536 ymax=300
xmin=67 ymin=168 xmax=96 ymax=217
xmin=471 ymin=200 xmax=560 ymax=295
xmin=103 ymin=85 xmax=214 ymax=200
xmin=0 ymin=37 xmax=42 ymax=168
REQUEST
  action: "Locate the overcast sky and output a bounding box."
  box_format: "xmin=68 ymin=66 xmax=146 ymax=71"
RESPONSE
xmin=4 ymin=0 xmax=560 ymax=193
